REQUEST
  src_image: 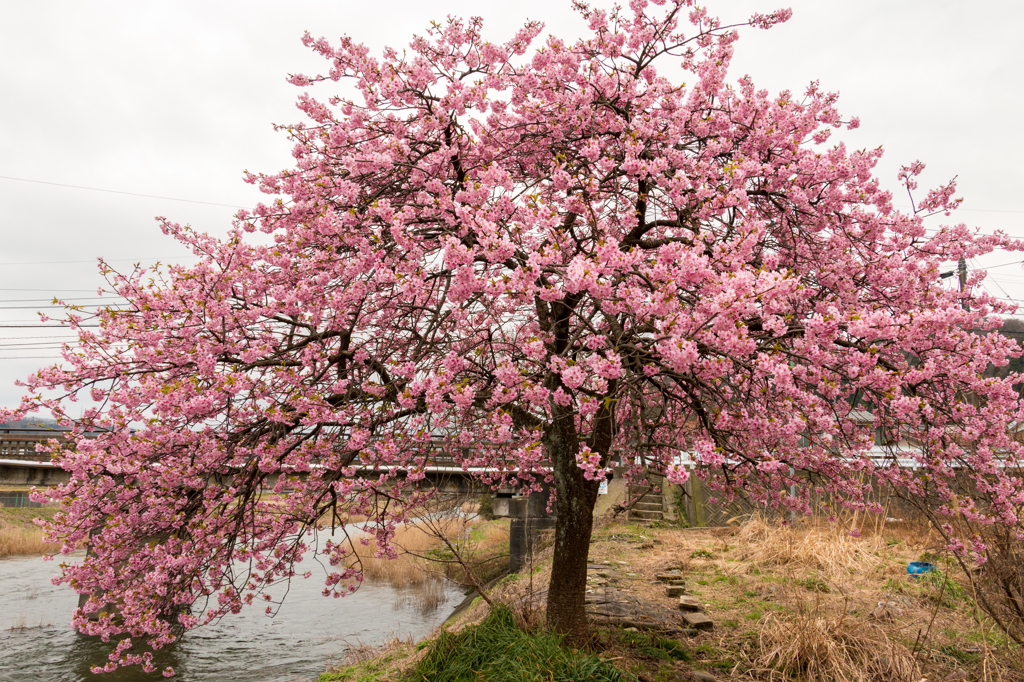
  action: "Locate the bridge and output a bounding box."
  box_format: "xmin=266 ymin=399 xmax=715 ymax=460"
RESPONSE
xmin=0 ymin=421 xmax=512 ymax=493
xmin=0 ymin=420 xmax=76 ymax=488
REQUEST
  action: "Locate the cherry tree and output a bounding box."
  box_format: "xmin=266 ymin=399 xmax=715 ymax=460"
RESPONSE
xmin=10 ymin=0 xmax=1024 ymax=673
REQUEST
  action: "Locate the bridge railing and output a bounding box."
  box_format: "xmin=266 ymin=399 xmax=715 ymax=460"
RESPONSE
xmin=0 ymin=436 xmax=59 ymax=462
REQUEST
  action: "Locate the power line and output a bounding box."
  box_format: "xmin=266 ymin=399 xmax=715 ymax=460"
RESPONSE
xmin=0 ymin=256 xmax=194 ymax=266
xmin=0 ymin=175 xmax=246 ymax=209
xmin=4 ymin=174 xmax=1024 ymax=214
xmin=954 ymin=208 xmax=1024 ymax=215
xmin=978 ymin=260 xmax=1024 ymax=270
xmin=0 ymin=288 xmax=105 ymax=292
xmin=973 ymin=259 xmax=1014 ymax=303
xmin=0 ymin=297 xmax=124 ymax=303
xmin=0 ymin=341 xmax=72 ymax=346
xmin=0 ymin=306 xmax=128 ymax=310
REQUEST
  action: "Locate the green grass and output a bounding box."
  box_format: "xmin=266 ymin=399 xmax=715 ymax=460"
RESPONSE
xmin=798 ymin=576 xmax=830 ymax=593
xmin=938 ymin=644 xmax=981 ymax=666
xmin=409 ymin=605 xmax=635 ymax=682
xmin=966 ymin=628 xmax=1013 ymax=648
xmin=614 ymin=629 xmax=691 ymax=663
xmin=690 ymin=549 xmax=715 ymax=559
xmin=467 ymin=518 xmax=509 ymax=543
xmin=882 ymin=577 xmax=911 ymax=594
xmin=0 ymin=506 xmax=57 ymax=526
xmin=320 ymin=651 xmax=401 ymax=682
xmin=759 ymin=574 xmax=788 ymax=585
xmin=886 ymin=570 xmax=971 ymax=610
xmin=916 ymin=569 xmax=971 ymax=609
xmin=494 ymin=573 xmax=520 ymax=589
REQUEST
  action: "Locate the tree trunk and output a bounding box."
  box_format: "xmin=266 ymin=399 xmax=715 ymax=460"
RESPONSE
xmin=545 ymin=404 xmax=600 ymax=644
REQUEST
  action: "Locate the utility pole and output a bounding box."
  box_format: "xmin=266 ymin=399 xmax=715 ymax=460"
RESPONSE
xmin=958 ymin=256 xmax=968 ymax=311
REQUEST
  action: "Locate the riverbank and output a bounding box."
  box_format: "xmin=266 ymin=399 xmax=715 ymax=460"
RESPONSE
xmin=320 ymin=515 xmax=1024 ymax=682
xmin=0 ymin=506 xmax=57 ymax=557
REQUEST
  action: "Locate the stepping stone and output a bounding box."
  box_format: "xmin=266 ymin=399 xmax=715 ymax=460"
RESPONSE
xmin=681 ymin=611 xmax=714 ymax=630
xmin=589 ymin=602 xmax=631 ymax=618
xmin=666 ymin=585 xmax=687 ymax=598
xmin=666 ymin=579 xmax=686 ymax=587
xmin=678 ymin=595 xmax=701 ymax=612
xmin=655 ymin=571 xmax=683 ymax=582
xmin=588 ymin=566 xmax=619 ymax=578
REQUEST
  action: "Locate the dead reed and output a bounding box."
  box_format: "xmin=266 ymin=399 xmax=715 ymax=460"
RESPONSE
xmin=755 ymin=605 xmax=919 ymax=682
xmin=7 ymin=612 xmax=51 ymax=630
xmin=0 ymin=507 xmax=58 ymax=558
xmin=351 ymin=523 xmax=442 ymax=586
xmin=345 ymin=516 xmax=508 ymax=589
xmin=736 ymin=514 xmax=880 ymax=576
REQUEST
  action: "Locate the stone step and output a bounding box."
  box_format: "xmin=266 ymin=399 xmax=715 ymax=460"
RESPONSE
xmin=681 ymin=611 xmax=714 ymax=630
xmin=633 ymin=501 xmax=664 ymax=512
xmin=629 ymin=509 xmax=664 ymax=520
xmin=678 ymin=595 xmax=702 ymax=612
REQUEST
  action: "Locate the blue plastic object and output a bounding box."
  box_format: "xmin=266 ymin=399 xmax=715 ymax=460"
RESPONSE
xmin=907 ymin=561 xmax=935 ymax=577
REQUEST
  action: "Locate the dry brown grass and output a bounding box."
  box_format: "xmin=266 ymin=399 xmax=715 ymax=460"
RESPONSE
xmin=468 ymin=519 xmax=511 ymax=552
xmin=321 ymin=513 xmax=1024 ymax=682
xmin=350 ymin=523 xmax=445 ymax=586
xmin=322 ymin=634 xmax=430 ymax=681
xmin=344 ymin=516 xmax=509 ymax=589
xmin=754 ymin=604 xmax=920 ymax=682
xmin=736 ymin=514 xmax=881 ymax=577
xmin=0 ymin=507 xmax=58 ymax=558
xmin=569 ymin=516 xmax=1021 ymax=681
xmin=0 ymin=527 xmax=55 ymax=557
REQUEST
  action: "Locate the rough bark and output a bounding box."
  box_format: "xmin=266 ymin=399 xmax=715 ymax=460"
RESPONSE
xmin=544 ymin=403 xmax=601 ymax=644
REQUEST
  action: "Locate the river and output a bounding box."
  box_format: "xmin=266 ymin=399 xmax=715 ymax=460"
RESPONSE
xmin=0 ymin=545 xmax=465 ymax=681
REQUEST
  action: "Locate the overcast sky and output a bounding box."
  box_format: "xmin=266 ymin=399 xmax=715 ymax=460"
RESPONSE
xmin=1 ymin=0 xmax=1022 ymax=408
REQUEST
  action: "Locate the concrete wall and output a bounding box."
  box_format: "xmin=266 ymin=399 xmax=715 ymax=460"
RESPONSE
xmin=0 ymin=464 xmax=69 ymax=487
xmin=593 ymin=468 xmax=628 ymax=517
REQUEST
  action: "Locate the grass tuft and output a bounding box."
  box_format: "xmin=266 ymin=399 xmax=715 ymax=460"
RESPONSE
xmin=755 ymin=607 xmax=919 ymax=682
xmin=410 ymin=604 xmax=634 ymax=682
xmin=737 ymin=514 xmax=879 ymax=576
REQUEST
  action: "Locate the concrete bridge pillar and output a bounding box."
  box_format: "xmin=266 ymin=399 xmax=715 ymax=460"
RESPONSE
xmin=503 ymin=485 xmax=556 ymax=574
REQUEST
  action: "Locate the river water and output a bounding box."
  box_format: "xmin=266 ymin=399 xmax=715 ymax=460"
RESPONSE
xmin=0 ymin=547 xmax=465 ymax=681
